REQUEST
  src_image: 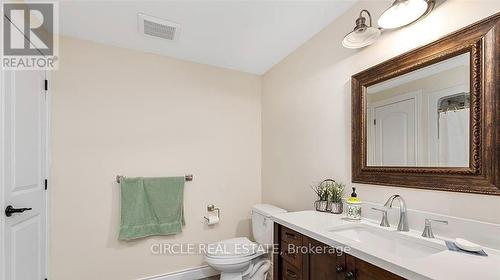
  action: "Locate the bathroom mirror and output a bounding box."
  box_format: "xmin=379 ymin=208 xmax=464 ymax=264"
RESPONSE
xmin=351 ymin=14 xmax=500 ymax=195
xmin=366 ymin=53 xmax=470 ymax=168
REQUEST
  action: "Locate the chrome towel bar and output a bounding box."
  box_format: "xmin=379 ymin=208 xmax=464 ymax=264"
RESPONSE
xmin=116 ymin=174 xmax=193 ymax=183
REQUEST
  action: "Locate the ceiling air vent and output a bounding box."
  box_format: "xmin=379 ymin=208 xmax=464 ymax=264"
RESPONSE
xmin=138 ymin=13 xmax=180 ymax=41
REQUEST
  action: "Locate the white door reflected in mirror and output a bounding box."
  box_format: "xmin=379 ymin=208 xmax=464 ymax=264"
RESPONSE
xmin=366 ymin=53 xmax=470 ymax=167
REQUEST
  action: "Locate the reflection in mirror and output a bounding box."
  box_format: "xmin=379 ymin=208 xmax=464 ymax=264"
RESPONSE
xmin=366 ymin=53 xmax=470 ymax=167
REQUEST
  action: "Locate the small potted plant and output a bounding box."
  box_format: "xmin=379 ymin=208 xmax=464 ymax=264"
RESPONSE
xmin=329 ymin=182 xmax=345 ymax=214
xmin=312 ymin=179 xmax=334 ymax=212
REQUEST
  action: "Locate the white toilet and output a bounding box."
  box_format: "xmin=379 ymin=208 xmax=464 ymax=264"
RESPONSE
xmin=205 ymin=204 xmax=287 ymax=280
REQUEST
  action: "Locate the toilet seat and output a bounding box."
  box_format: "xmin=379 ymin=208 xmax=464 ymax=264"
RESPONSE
xmin=205 ymin=251 xmax=264 ymax=266
xmin=204 ymin=237 xmax=269 ymax=280
xmin=206 ymin=237 xmax=259 ymax=259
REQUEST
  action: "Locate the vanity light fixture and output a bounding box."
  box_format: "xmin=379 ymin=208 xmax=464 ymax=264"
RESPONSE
xmin=378 ymin=0 xmax=435 ymax=29
xmin=342 ymin=9 xmax=381 ymax=49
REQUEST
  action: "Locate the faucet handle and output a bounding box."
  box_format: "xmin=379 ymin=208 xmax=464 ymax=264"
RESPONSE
xmin=425 ymin=218 xmax=448 ymax=225
xmin=422 ymin=218 xmax=448 ymax=238
xmin=372 ymin=207 xmax=390 ymax=227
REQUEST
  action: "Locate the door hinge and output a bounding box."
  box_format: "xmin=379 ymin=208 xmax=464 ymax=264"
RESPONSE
xmin=44 ymin=79 xmax=48 ymax=91
xmin=44 ymin=179 xmax=48 ymax=190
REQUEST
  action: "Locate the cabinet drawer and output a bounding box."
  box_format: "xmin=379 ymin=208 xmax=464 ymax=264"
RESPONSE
xmin=281 ymin=227 xmax=302 ymax=246
xmin=282 ymin=260 xmax=302 ymax=280
xmin=281 ymin=240 xmax=302 ymax=269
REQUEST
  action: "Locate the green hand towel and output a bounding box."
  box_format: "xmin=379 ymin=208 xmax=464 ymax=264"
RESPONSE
xmin=119 ymin=176 xmax=185 ymax=240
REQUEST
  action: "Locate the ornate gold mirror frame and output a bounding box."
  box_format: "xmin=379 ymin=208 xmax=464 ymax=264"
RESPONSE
xmin=351 ymin=13 xmax=500 ymax=195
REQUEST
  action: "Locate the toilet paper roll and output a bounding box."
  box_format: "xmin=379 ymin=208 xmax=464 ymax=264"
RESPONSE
xmin=206 ymin=215 xmax=220 ymax=225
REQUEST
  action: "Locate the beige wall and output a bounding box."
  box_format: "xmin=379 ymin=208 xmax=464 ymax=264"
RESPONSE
xmin=262 ymin=1 xmax=500 ymax=223
xmin=50 ymin=37 xmax=262 ymax=279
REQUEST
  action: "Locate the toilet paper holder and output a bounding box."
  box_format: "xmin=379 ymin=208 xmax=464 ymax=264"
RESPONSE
xmin=204 ymin=204 xmax=221 ymax=222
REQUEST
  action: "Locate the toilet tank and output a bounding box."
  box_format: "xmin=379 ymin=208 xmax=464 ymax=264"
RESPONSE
xmin=251 ymin=204 xmax=287 ymax=245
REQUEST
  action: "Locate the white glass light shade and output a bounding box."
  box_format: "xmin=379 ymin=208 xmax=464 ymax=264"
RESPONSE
xmin=378 ymin=0 xmax=429 ymax=29
xmin=342 ymin=27 xmax=381 ymax=49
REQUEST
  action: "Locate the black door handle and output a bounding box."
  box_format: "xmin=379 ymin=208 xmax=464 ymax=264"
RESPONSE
xmin=5 ymin=205 xmax=32 ymax=217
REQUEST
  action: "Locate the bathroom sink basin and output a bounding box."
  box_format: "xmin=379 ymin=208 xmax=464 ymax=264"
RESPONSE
xmin=328 ymin=224 xmax=446 ymax=259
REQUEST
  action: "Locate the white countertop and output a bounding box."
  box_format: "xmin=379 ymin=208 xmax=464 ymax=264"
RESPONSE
xmin=272 ymin=210 xmax=500 ymax=280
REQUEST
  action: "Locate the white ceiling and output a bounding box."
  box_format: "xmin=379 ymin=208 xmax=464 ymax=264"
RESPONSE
xmin=59 ymin=1 xmax=356 ymax=74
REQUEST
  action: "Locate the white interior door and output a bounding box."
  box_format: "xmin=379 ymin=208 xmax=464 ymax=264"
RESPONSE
xmin=1 ymin=70 xmax=47 ymax=280
xmin=374 ymin=98 xmax=416 ymax=166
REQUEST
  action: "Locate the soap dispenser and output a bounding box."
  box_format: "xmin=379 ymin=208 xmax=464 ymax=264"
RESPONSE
xmin=346 ymin=187 xmax=362 ymax=220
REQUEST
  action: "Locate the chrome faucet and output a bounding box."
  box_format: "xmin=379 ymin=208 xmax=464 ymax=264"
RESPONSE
xmin=372 ymin=207 xmax=390 ymax=227
xmin=422 ymin=218 xmax=448 ymax=238
xmin=384 ymin=195 xmax=409 ymax=231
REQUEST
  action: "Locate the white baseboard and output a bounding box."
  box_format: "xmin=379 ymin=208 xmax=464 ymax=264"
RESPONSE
xmin=139 ymin=265 xmax=219 ymax=280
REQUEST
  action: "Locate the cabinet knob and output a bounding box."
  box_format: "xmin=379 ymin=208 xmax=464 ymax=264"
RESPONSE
xmin=345 ymin=271 xmax=355 ymax=280
xmin=336 ymin=265 xmax=344 ymax=273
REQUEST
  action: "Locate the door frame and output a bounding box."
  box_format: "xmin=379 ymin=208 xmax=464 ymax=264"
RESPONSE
xmin=1 ymin=66 xmax=5 ymax=280
xmin=0 ymin=69 xmax=50 ymax=280
xmin=45 ymin=70 xmax=51 ymax=280
xmin=367 ymin=90 xmax=422 ymax=166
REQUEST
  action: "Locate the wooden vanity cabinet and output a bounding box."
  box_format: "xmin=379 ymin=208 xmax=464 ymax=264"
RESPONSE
xmin=274 ymin=224 xmax=405 ymax=280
